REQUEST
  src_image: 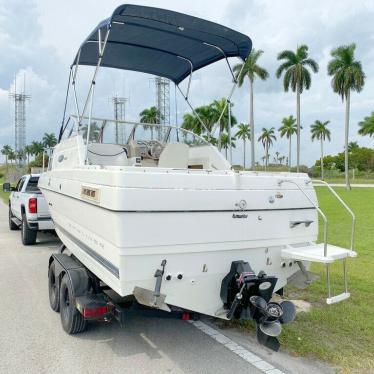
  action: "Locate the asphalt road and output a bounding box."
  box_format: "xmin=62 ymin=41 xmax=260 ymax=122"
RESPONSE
xmin=0 ymin=201 xmax=332 ymax=374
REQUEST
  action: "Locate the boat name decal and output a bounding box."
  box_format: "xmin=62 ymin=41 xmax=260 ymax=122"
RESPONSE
xmin=81 ymin=186 xmax=100 ymax=203
xmin=232 ymin=213 xmax=248 ymax=219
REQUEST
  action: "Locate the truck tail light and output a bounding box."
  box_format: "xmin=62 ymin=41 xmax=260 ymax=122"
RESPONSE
xmin=28 ymin=198 xmax=37 ymax=214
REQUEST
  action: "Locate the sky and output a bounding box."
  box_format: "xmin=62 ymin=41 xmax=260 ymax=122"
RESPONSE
xmin=0 ymin=0 xmax=374 ymax=166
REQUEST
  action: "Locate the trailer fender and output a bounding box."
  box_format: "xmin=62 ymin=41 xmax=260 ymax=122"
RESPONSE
xmin=50 ymin=253 xmax=90 ymax=298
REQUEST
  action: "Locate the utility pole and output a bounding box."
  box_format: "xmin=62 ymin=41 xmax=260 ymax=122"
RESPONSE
xmin=9 ymin=74 xmax=30 ymax=166
xmin=111 ymin=95 xmax=128 ymax=144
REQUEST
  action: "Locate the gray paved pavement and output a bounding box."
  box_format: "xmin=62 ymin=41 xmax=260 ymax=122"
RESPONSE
xmin=0 ymin=201 xmax=332 ymax=374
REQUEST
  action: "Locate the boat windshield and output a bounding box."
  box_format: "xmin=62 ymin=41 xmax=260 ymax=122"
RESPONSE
xmin=62 ymin=115 xmax=209 ymax=147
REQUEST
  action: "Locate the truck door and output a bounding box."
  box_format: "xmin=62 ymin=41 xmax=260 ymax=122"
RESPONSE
xmin=12 ymin=177 xmax=26 ymax=219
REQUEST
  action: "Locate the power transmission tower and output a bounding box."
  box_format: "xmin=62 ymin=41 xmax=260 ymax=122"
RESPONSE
xmin=111 ymin=95 xmax=128 ymax=144
xmin=9 ymin=74 xmax=30 ymax=166
xmin=154 ymin=77 xmax=170 ymax=140
xmin=155 ymin=77 xmax=170 ymax=125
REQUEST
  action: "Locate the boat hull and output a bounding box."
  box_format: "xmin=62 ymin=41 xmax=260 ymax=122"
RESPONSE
xmin=39 ymin=168 xmax=317 ymax=317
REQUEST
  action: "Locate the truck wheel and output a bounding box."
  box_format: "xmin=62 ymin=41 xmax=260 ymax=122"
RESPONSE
xmin=59 ymin=274 xmax=87 ymax=334
xmin=21 ymin=214 xmax=37 ymax=245
xmin=9 ymin=208 xmax=19 ymax=231
xmin=48 ymin=262 xmax=60 ymax=312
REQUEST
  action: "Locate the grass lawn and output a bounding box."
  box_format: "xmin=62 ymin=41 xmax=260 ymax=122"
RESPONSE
xmin=280 ymin=187 xmax=374 ymax=372
xmin=322 ymin=178 xmax=374 ymax=184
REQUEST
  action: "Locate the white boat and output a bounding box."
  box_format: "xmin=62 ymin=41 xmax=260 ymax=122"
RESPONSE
xmin=39 ymin=4 xmax=357 ymax=350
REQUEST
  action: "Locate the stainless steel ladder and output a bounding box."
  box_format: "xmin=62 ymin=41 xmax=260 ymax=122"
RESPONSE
xmin=278 ymin=179 xmax=356 ymax=304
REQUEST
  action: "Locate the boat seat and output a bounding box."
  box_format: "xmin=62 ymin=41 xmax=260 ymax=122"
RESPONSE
xmin=87 ymin=143 xmax=128 ymax=166
xmin=158 ymin=143 xmax=189 ymax=169
xmin=128 ymin=139 xmax=141 ymax=158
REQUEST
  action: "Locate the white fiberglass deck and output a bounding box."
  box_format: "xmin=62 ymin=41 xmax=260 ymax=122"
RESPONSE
xmin=281 ymin=243 xmax=357 ymax=264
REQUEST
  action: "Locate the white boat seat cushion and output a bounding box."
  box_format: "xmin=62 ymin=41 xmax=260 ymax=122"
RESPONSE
xmin=87 ymin=143 xmax=128 ymax=166
xmin=158 ymin=143 xmax=189 ymax=169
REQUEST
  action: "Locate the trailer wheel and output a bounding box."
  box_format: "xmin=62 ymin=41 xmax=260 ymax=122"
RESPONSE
xmin=9 ymin=207 xmax=19 ymax=231
xmin=21 ymin=214 xmax=37 ymax=245
xmin=59 ymin=274 xmax=87 ymax=334
xmin=48 ymin=262 xmax=60 ymax=312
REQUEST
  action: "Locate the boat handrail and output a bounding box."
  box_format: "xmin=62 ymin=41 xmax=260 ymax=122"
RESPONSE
xmin=278 ymin=179 xmax=328 ymax=256
xmin=312 ymin=179 xmax=356 ymax=251
xmin=278 ymin=179 xmax=356 ymax=254
xmin=68 ymin=115 xmax=210 ymax=146
xmin=278 ymin=178 xmax=356 ymax=304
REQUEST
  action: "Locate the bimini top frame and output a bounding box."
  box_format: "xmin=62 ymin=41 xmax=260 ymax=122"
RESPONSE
xmin=59 ymin=4 xmax=252 ymax=163
xmin=73 ymin=4 xmax=251 ymax=84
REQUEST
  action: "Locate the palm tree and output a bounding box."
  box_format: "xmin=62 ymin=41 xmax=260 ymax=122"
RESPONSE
xmin=16 ymin=150 xmax=25 ymax=164
xmin=211 ymin=98 xmax=237 ymax=132
xmin=328 ymin=43 xmax=365 ymax=189
xmin=1 ymin=145 xmax=13 ymax=170
xmin=358 ymin=112 xmax=374 ymax=139
xmin=276 ymin=45 xmax=319 ymax=172
xmin=139 ymin=106 xmax=160 ymax=139
xmin=31 ymin=141 xmax=44 ymax=157
xmin=311 ymin=120 xmax=331 ymax=180
xmin=182 ymin=105 xmax=216 ymax=135
xmin=202 ymin=135 xmax=217 ymax=146
xmin=278 ymin=115 xmax=297 ymax=171
xmin=235 ymin=123 xmax=251 ymax=169
xmin=348 ymin=141 xmax=360 ymax=152
xmin=139 ymin=106 xmax=159 ymax=124
xmin=233 ymin=49 xmax=269 ymax=170
xmin=24 ymin=145 xmax=33 ymax=164
xmin=258 ymin=127 xmax=276 ymax=171
xmin=220 ymin=133 xmax=236 ymax=159
xmin=81 ymin=122 xmax=101 ymax=142
xmin=275 ymin=151 xmax=280 ymax=165
xmin=42 ymin=133 xmax=57 ymax=148
xmin=8 ymin=150 xmax=16 ymax=164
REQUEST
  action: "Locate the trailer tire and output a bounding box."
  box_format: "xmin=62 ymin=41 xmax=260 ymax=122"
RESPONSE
xmin=48 ymin=262 xmax=60 ymax=312
xmin=59 ymin=274 xmax=87 ymax=334
xmin=9 ymin=207 xmax=19 ymax=231
xmin=21 ymin=214 xmax=37 ymax=245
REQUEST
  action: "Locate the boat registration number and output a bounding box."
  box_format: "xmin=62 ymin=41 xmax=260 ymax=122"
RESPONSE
xmin=81 ymin=186 xmax=100 ymax=203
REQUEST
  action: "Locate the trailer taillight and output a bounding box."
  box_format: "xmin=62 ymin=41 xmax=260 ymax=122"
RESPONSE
xmin=81 ymin=305 xmax=109 ymax=318
xmin=28 ymin=198 xmax=37 ymax=214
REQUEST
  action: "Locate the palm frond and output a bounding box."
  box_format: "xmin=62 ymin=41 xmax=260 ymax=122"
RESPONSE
xmin=303 ymin=58 xmax=319 ymax=73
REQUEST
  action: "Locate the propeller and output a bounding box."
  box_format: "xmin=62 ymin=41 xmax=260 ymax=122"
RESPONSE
xmin=259 ymin=321 xmax=282 ymax=337
xmin=250 ymin=298 xmax=296 ymax=351
xmin=256 ymin=324 xmax=281 ymax=351
xmin=279 ymin=300 xmax=296 ymax=324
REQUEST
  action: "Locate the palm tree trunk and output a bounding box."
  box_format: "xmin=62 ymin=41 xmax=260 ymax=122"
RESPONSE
xmin=5 ymin=155 xmax=8 ymax=172
xmin=296 ymin=86 xmax=301 ymax=172
xmin=345 ymin=91 xmax=351 ymax=190
xmin=249 ymin=79 xmax=255 ymax=170
xmin=265 ymin=143 xmax=268 ymax=171
xmin=243 ymin=139 xmax=246 ymax=170
xmin=288 ymin=137 xmax=292 ymax=171
xmin=321 ymin=138 xmax=324 ymax=180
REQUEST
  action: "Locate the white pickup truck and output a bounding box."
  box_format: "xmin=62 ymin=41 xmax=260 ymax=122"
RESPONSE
xmin=3 ymin=174 xmax=54 ymax=245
